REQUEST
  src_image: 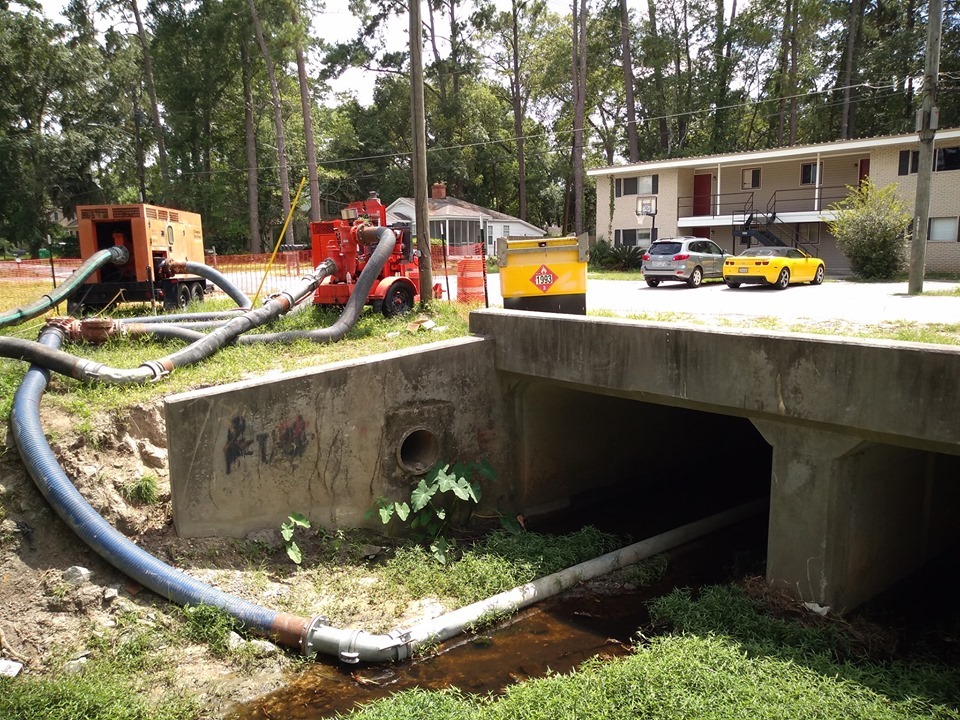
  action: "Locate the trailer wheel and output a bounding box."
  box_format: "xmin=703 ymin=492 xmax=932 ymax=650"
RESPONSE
xmin=190 ymin=282 xmax=204 ymax=303
xmin=163 ymin=284 xmax=191 ymax=311
xmin=382 ymin=283 xmax=414 ymax=317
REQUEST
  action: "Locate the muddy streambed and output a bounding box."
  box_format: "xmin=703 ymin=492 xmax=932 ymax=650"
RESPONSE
xmin=226 ymin=518 xmax=767 ymax=719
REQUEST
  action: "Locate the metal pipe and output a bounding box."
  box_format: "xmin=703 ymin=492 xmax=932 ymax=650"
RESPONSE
xmin=301 ymin=499 xmax=767 ymax=663
xmin=0 ymin=246 xmax=129 ymax=328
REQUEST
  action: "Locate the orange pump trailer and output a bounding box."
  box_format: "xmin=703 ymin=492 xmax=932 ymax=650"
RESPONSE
xmin=72 ymin=203 xmax=208 ymax=313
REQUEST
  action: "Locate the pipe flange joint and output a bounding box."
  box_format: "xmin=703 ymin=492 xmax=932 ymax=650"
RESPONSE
xmin=140 ymin=360 xmax=171 ymax=382
xmin=300 ymin=615 xmax=330 ymax=656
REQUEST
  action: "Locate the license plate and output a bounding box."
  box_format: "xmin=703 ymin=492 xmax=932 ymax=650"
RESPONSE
xmin=654 ymin=261 xmax=669 ymax=268
xmin=738 ymin=267 xmax=748 ymax=273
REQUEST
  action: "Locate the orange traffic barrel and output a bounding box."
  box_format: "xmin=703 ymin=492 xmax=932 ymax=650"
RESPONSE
xmin=457 ymin=259 xmax=486 ymax=303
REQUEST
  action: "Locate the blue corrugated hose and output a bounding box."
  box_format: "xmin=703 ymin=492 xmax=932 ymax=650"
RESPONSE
xmin=10 ymin=328 xmax=282 ymax=636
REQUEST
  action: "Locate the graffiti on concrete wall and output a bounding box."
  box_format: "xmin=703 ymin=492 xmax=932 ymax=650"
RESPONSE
xmin=224 ymin=412 xmax=312 ymax=475
xmin=224 ymin=416 xmax=254 ymax=475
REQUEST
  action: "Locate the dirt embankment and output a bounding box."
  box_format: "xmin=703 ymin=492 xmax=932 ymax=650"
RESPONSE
xmin=0 ymin=401 xmax=318 ymax=714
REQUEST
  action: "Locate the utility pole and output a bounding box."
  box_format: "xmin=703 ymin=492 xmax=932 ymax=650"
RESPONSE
xmin=410 ymin=0 xmax=433 ymax=300
xmin=908 ymin=0 xmax=943 ymax=294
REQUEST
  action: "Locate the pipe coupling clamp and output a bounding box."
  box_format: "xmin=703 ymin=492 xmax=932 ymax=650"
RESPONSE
xmin=140 ymin=360 xmax=171 ymax=382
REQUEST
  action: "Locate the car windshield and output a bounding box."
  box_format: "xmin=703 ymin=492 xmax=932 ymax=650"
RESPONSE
xmin=649 ymin=242 xmax=682 ymax=255
xmin=740 ymin=247 xmax=788 ymax=257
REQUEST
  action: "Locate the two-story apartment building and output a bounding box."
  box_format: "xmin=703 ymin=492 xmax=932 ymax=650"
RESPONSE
xmin=587 ymin=129 xmax=960 ymax=274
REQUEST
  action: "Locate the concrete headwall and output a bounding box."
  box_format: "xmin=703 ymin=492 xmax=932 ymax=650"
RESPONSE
xmin=165 ymin=337 xmax=513 ymax=538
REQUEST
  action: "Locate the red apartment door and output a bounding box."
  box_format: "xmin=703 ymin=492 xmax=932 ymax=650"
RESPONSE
xmin=859 ymin=159 xmax=870 ymax=185
xmin=693 ymin=174 xmax=712 ymax=215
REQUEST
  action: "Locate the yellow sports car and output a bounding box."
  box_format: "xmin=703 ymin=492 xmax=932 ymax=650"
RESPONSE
xmin=722 ymin=246 xmax=825 ymax=289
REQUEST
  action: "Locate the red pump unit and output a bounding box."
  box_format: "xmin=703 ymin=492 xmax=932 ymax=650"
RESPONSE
xmin=310 ymin=193 xmax=440 ymax=316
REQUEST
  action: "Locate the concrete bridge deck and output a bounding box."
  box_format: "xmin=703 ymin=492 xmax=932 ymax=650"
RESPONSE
xmin=166 ymin=308 xmax=960 ymax=613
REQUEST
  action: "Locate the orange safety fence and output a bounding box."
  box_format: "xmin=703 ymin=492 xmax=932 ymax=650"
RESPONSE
xmin=1 ymin=246 xmax=492 ymax=318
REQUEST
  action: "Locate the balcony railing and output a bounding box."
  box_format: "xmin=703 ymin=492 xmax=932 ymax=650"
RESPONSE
xmin=678 ymin=185 xmax=853 ymax=219
xmin=764 ymin=185 xmax=850 ymax=216
xmin=677 ymin=191 xmax=754 ymax=219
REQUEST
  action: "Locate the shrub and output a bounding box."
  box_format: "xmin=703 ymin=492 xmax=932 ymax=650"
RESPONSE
xmin=608 ymin=244 xmax=644 ymax=271
xmin=827 ymin=178 xmax=910 ymax=280
xmin=588 ymin=238 xmax=613 ymax=269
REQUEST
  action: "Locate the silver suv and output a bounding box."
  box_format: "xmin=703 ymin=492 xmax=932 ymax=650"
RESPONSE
xmin=642 ymin=237 xmax=729 ymax=288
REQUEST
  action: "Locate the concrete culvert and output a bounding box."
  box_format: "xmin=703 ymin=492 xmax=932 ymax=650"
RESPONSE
xmin=397 ymin=427 xmax=440 ymax=474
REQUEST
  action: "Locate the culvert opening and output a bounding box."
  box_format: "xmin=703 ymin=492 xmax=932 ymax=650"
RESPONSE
xmin=397 ymin=427 xmax=440 ymax=475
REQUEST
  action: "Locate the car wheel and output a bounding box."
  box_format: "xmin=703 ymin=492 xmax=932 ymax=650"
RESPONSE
xmin=724 ymin=280 xmax=741 ymax=289
xmin=645 ymin=278 xmax=660 ymax=288
xmin=382 ymin=282 xmax=415 ymax=317
xmin=775 ymin=268 xmax=790 ymax=290
xmin=686 ymin=267 xmax=703 ymax=288
xmin=811 ymin=265 xmax=824 ymax=285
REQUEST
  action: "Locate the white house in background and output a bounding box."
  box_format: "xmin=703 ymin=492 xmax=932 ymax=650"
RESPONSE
xmin=386 ymin=183 xmax=543 ymax=256
xmin=587 ymin=128 xmax=960 ymax=274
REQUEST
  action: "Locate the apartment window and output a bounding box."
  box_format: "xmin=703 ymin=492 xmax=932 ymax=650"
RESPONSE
xmin=899 ymin=146 xmax=960 ymax=174
xmin=898 ymin=150 xmax=920 ymax=175
xmin=741 ymin=168 xmax=761 ymax=189
xmin=935 ymin=146 xmax=960 ymax=172
xmin=502 ymin=225 xmax=510 ymax=238
xmin=929 ymin=217 xmax=959 ymax=243
xmin=615 ymin=174 xmax=659 ymax=197
xmin=800 ymin=163 xmax=821 ymax=185
xmin=613 ymin=228 xmax=655 ymax=247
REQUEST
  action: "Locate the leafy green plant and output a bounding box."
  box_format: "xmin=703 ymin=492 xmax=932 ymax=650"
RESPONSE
xmin=827 ymin=178 xmax=910 ymax=279
xmin=608 ymin=244 xmax=644 ymax=270
xmin=375 ymin=460 xmax=494 ymax=563
xmin=280 ymin=512 xmax=312 ymax=565
xmin=588 ymin=238 xmax=613 ymax=269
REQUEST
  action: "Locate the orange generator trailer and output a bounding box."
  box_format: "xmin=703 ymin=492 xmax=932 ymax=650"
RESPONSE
xmin=71 ymin=203 xmax=209 ymax=313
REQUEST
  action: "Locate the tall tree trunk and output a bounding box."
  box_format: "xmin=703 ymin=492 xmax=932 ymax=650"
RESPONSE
xmin=619 ymin=0 xmax=639 ymax=162
xmin=293 ymin=5 xmax=320 ymax=222
xmin=241 ymin=40 xmax=261 ymax=253
xmin=247 ymin=0 xmax=293 ymax=246
xmin=787 ymin=0 xmax=799 ymax=144
xmin=775 ymin=0 xmax=792 ymax=145
xmin=710 ymin=0 xmax=737 ymax=153
xmin=130 ymin=0 xmax=168 ymax=195
xmin=840 ymin=0 xmax=863 ymax=138
xmin=572 ymin=0 xmax=587 ymax=236
xmin=645 ymin=0 xmax=670 ymax=153
xmin=677 ymin=0 xmax=692 ymax=149
xmin=511 ymin=0 xmax=527 ymax=220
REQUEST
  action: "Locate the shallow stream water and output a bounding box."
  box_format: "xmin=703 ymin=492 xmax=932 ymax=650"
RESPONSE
xmin=226 ymin=518 xmax=768 ymax=719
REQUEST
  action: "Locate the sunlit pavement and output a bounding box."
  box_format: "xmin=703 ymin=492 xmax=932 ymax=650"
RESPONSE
xmin=447 ymin=274 xmax=960 ymax=328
